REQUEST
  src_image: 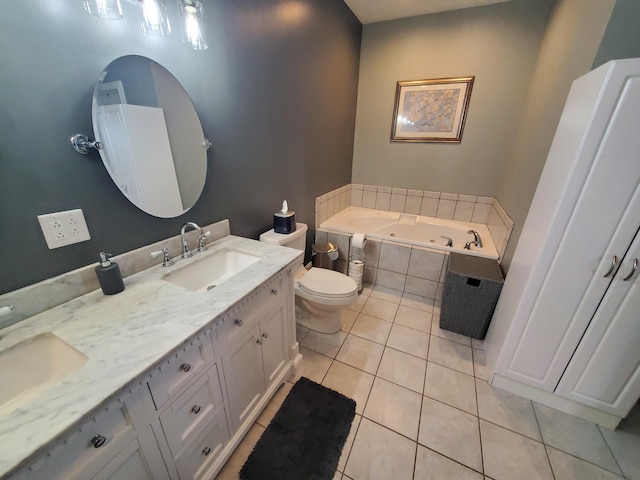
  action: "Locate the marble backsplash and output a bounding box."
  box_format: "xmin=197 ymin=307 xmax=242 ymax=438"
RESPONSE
xmin=0 ymin=220 xmax=231 ymax=329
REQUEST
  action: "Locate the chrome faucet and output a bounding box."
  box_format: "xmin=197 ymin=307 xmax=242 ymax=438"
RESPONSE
xmin=440 ymin=235 xmax=453 ymax=247
xmin=464 ymin=240 xmax=481 ymax=250
xmin=180 ymin=222 xmax=203 ymax=259
xmin=467 ymin=229 xmax=483 ymax=248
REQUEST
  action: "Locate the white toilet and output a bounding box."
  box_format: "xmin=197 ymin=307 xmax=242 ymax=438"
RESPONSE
xmin=260 ymin=223 xmax=358 ymax=334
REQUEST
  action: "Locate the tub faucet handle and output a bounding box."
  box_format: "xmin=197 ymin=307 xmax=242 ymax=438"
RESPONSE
xmin=467 ymin=230 xmax=483 ymax=248
xmin=440 ymin=235 xmax=453 ymax=247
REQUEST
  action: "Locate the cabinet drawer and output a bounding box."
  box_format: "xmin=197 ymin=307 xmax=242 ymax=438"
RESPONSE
xmin=160 ymin=364 xmax=226 ymax=456
xmin=174 ymin=416 xmax=230 ymax=480
xmin=220 ymin=274 xmax=284 ymax=341
xmin=147 ymin=333 xmax=214 ymax=409
xmin=19 ymin=395 xmax=138 ymax=480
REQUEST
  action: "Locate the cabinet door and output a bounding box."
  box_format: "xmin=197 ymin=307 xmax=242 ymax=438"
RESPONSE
xmin=224 ymin=324 xmax=265 ymax=430
xmin=260 ymin=300 xmax=288 ymax=389
xmin=92 ymin=427 xmax=169 ymax=480
xmin=555 ymin=230 xmax=640 ymax=416
xmin=502 ymin=74 xmax=640 ymax=390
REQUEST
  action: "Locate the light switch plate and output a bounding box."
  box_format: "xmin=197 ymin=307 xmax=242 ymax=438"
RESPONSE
xmin=37 ymin=209 xmax=91 ymax=249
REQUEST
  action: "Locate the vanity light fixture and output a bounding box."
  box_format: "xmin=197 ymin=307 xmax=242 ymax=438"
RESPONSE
xmin=83 ymin=0 xmax=123 ymax=19
xmin=178 ymin=0 xmax=208 ymax=50
xmin=138 ymin=0 xmax=171 ymax=37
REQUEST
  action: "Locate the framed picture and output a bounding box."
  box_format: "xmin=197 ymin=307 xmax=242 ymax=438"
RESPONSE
xmin=390 ymin=76 xmax=474 ymax=143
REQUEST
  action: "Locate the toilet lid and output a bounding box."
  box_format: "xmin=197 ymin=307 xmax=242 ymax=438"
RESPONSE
xmin=297 ymin=268 xmax=358 ymax=298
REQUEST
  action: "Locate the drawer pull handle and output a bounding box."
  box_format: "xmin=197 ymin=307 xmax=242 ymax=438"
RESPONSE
xmin=256 ymin=338 xmax=263 ymax=345
xmin=202 ymin=446 xmax=212 ymax=456
xmin=623 ymin=258 xmax=638 ymax=281
xmin=191 ymin=405 xmax=202 ymax=414
xmin=91 ymin=434 xmax=107 ymax=448
xmin=234 ymin=319 xmax=243 ymax=326
xmin=180 ymin=362 xmax=192 ymax=372
xmin=262 ymin=332 xmax=269 ymax=339
xmin=271 ymin=288 xmax=278 ymax=295
xmin=603 ymin=255 xmax=618 ymax=278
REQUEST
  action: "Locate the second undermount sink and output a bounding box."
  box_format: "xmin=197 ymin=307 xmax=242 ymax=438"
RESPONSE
xmin=162 ymin=248 xmax=261 ymax=292
xmin=0 ymin=333 xmax=88 ymax=416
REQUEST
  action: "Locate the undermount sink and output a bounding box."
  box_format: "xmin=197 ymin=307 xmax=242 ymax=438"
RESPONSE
xmin=162 ymin=248 xmax=261 ymax=292
xmin=0 ymin=333 xmax=88 ymax=416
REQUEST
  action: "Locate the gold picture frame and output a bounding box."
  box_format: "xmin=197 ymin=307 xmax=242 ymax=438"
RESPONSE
xmin=390 ymin=76 xmax=474 ymax=143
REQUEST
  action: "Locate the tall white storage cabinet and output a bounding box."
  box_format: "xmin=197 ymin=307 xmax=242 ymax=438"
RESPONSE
xmin=485 ymin=59 xmax=640 ymax=427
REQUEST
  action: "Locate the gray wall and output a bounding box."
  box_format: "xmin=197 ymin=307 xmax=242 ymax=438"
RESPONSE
xmin=496 ymin=0 xmax=615 ymax=269
xmin=593 ymin=0 xmax=640 ymax=68
xmin=0 ymin=0 xmax=361 ymax=294
xmin=351 ymin=0 xmax=550 ymax=195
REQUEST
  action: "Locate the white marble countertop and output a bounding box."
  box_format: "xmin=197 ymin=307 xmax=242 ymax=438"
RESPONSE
xmin=0 ymin=234 xmax=302 ymax=478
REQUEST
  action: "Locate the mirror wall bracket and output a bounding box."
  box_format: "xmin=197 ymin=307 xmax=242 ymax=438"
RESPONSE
xmin=203 ymin=138 xmax=212 ymax=150
xmin=70 ymin=134 xmax=102 ymax=154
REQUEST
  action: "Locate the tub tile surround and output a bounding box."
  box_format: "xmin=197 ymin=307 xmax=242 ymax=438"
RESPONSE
xmin=315 ymin=184 xmax=514 ymax=260
xmin=314 ymin=183 xmax=512 ymax=302
xmin=0 ymin=223 xmax=302 ymax=478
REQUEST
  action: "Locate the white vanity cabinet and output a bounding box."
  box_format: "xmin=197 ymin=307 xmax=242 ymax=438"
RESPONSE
xmin=220 ymin=274 xmax=290 ymax=432
xmin=12 ymin=388 xmax=169 ymax=480
xmin=146 ymin=330 xmax=230 ymax=480
xmin=486 ymin=59 xmax=640 ymax=426
xmin=5 ymin=262 xmax=299 ymax=480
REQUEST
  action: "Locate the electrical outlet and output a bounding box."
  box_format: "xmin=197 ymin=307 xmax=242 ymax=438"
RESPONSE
xmin=37 ymin=209 xmax=91 ymax=249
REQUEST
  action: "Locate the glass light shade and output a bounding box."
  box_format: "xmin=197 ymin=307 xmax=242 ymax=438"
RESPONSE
xmin=178 ymin=0 xmax=208 ymax=50
xmin=138 ymin=0 xmax=171 ymax=36
xmin=83 ymin=0 xmax=123 ymax=19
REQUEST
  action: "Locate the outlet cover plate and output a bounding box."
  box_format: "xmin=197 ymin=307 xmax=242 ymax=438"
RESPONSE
xmin=37 ymin=209 xmax=91 ymax=249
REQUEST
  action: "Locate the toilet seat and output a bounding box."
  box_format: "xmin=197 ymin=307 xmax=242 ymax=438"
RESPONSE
xmin=297 ymin=267 xmax=357 ymax=299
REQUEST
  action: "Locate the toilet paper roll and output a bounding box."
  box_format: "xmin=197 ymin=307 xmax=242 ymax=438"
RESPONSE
xmin=349 ymin=260 xmax=364 ymax=276
xmin=352 ymin=233 xmax=367 ymax=249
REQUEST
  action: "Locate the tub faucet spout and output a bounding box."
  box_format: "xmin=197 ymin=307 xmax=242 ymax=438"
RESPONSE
xmin=440 ymin=235 xmax=453 ymax=247
xmin=467 ymin=230 xmax=483 ymax=248
xmin=180 ymin=222 xmax=202 ymax=259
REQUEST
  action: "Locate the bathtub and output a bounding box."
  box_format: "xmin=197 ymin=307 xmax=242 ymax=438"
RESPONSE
xmin=319 ymin=206 xmax=499 ymax=260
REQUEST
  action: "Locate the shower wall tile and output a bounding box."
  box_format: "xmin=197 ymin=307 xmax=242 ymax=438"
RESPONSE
xmin=471 ymin=203 xmax=491 ymax=224
xmin=454 ymin=202 xmax=474 ymax=222
xmin=376 ymin=269 xmax=407 ymax=291
xmin=458 ymin=194 xmax=477 ymax=203
xmin=375 ymin=192 xmax=392 ymax=211
xmin=436 ymin=200 xmax=456 ymax=219
xmin=477 ymin=196 xmax=493 ymax=204
xmin=420 ymin=198 xmax=439 ymax=217
xmin=424 ymin=191 xmax=441 ymax=199
xmin=362 ymin=190 xmax=377 ymax=209
xmin=405 ymin=196 xmax=422 ymax=215
xmin=351 ymin=188 xmax=363 ymax=207
xmin=390 ymin=194 xmax=407 ymax=213
xmin=441 ymin=192 xmax=459 ymax=201
xmin=378 ymin=186 xmax=392 ymax=194
xmin=379 ymin=241 xmax=412 ymax=274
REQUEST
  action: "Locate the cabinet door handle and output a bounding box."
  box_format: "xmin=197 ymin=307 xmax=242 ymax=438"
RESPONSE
xmin=271 ymin=288 xmax=278 ymax=295
xmin=202 ymin=446 xmax=211 ymax=456
xmin=622 ymin=258 xmax=638 ymax=281
xmin=180 ymin=362 xmax=192 ymax=372
xmin=90 ymin=434 xmax=107 ymax=448
xmin=603 ymin=255 xmax=618 ymax=278
xmin=234 ymin=319 xmax=243 ymax=326
xmin=256 ymin=338 xmax=263 ymax=345
xmin=191 ymin=405 xmax=201 ymax=414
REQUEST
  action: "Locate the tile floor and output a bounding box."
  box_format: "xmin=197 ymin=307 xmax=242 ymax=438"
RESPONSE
xmin=216 ymin=285 xmax=640 ymax=480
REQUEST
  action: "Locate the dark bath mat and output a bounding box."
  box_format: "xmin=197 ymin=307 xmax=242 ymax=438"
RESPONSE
xmin=240 ymin=377 xmax=356 ymax=480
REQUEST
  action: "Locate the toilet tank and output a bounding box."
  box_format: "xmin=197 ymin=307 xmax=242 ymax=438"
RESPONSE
xmin=259 ymin=222 xmax=308 ymax=251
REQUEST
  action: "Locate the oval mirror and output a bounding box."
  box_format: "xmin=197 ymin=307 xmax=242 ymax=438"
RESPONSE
xmin=92 ymin=55 xmax=208 ymax=218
